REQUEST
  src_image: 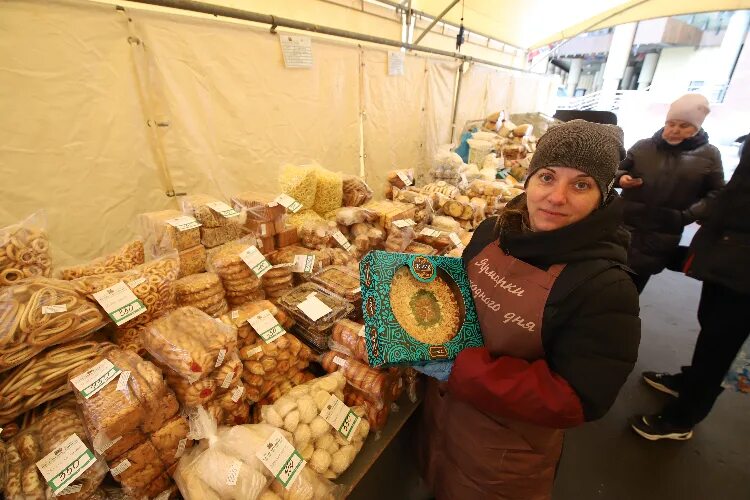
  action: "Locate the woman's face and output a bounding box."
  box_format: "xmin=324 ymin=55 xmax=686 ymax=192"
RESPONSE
xmin=662 ymin=119 xmax=698 ymax=145
xmin=526 ymin=167 xmax=601 ymax=232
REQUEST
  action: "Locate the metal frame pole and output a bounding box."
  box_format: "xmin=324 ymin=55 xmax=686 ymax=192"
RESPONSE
xmin=125 ymin=0 xmax=531 ymax=73
xmin=413 ymin=0 xmax=460 ymax=45
xmin=450 ymin=63 xmax=465 ymax=143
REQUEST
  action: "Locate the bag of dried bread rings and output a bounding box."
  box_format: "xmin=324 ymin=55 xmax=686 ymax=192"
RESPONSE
xmin=319 ymin=351 xmax=397 ymax=409
xmin=58 ymin=240 xmax=145 ymax=280
xmin=4 ymin=403 xmax=108 ymax=500
xmin=0 ymin=211 xmax=52 ymax=288
xmin=0 ymin=278 xmax=108 ymax=372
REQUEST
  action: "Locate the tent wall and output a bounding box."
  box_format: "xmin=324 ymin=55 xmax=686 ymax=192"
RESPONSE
xmin=0 ymin=0 xmax=558 ymax=266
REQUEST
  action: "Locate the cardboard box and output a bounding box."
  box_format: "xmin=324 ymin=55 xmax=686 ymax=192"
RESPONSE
xmin=360 ymin=251 xmax=482 ymax=367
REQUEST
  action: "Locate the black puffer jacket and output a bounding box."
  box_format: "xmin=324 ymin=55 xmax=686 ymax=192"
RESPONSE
xmin=462 ymin=193 xmax=641 ymax=421
xmin=686 ymin=134 xmax=750 ymax=293
xmin=617 ymin=129 xmax=724 ymax=274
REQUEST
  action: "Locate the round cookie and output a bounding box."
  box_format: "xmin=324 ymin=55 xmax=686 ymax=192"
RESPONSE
xmin=184 ymin=290 xmax=226 ymax=311
xmin=175 ymin=272 xmax=222 ymax=295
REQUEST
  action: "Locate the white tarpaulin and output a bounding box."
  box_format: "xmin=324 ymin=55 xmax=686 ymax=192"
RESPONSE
xmin=0 ymin=0 xmax=557 ymax=265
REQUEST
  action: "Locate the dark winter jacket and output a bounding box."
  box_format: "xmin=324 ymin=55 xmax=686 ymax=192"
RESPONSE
xmin=452 ymin=193 xmax=641 ymax=424
xmin=617 ymin=129 xmax=724 ymax=274
xmin=686 ymin=134 xmax=750 ymax=293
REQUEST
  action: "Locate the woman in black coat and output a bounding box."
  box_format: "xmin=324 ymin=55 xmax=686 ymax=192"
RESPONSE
xmin=631 ymin=134 xmax=750 ymax=440
xmin=617 ymin=94 xmax=724 ymax=293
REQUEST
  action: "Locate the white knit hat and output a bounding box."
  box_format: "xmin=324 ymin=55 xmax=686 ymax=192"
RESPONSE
xmin=666 ymin=94 xmax=710 ymax=129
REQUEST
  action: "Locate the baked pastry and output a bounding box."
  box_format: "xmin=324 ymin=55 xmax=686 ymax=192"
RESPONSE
xmin=149 ymin=415 xmax=191 ymax=467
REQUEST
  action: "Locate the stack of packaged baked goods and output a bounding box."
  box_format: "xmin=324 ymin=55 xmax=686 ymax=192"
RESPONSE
xmin=174 ymin=272 xmax=228 ymax=318
xmin=231 ymin=191 xmax=287 ymax=253
xmin=181 ymin=194 xmax=243 ymax=249
xmin=207 ymin=240 xmax=266 ymax=308
xmin=137 ymin=209 xmax=207 ymax=277
xmin=0 ymin=211 xmax=52 ymax=287
xmin=58 ymin=240 xmax=145 ymax=280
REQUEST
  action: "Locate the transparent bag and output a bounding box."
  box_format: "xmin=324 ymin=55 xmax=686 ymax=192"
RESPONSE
xmin=0 ymin=211 xmax=52 ymax=287
xmin=59 ymin=240 xmax=145 ymax=280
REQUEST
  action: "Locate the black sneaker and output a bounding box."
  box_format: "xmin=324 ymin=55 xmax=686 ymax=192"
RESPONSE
xmin=630 ymin=414 xmax=693 ymax=441
xmin=642 ymin=371 xmax=681 ymax=397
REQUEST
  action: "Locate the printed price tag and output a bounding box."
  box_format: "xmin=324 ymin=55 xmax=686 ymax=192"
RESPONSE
xmin=274 ymin=194 xmax=303 ymax=213
xmin=332 ymin=231 xmax=353 ymax=253
xmin=239 ymin=245 xmax=272 ymax=278
xmin=226 ymin=459 xmax=242 ymax=486
xmin=292 ymin=254 xmax=316 ymax=273
xmin=248 ymin=310 xmax=287 ymax=343
xmin=127 ymin=277 xmax=146 ymax=289
xmin=215 ymin=349 xmax=227 ymax=368
xmin=333 ymin=356 xmax=347 ymax=367
xmin=231 ymin=385 xmax=245 ymax=403
xmin=231 ymin=310 xmax=239 ymax=319
xmin=36 ymin=434 xmax=97 ymax=495
xmin=110 ymin=459 xmax=131 ymax=476
xmin=71 ymin=359 xmax=121 ymax=399
xmin=247 ymin=345 xmax=264 ymax=357
xmin=205 ymin=201 xmax=240 ymax=218
xmin=221 ymin=371 xmax=234 ymax=389
xmin=297 ymin=295 xmax=332 ymax=322
xmin=59 ymin=484 xmax=83 ymax=496
xmin=93 ymin=433 xmax=121 ymax=455
xmin=420 ymin=227 xmax=442 ymax=238
xmin=320 ymin=395 xmax=362 ymax=441
xmin=92 ymin=281 xmax=146 ymax=326
xmin=175 ymin=438 xmax=187 ymax=459
xmin=273 ymin=262 xmax=295 ymax=269
xmin=42 ymin=305 xmax=67 ymax=314
xmin=116 ymin=371 xmax=130 ymax=393
xmin=448 ymin=232 xmax=464 ymax=248
xmin=166 ymin=215 xmax=201 ymax=231
xmin=392 ymin=219 xmax=415 ymax=229
xmin=256 ymin=431 xmax=306 ymax=489
xmin=396 ymin=170 xmax=413 ymax=186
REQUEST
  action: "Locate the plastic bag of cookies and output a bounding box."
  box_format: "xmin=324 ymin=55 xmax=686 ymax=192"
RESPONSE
xmin=207 ymin=239 xmax=266 ymax=308
xmin=136 ymin=209 xmax=202 ymax=255
xmin=174 ymin=272 xmax=228 ymax=318
xmin=58 ymin=240 xmax=145 ymax=280
xmin=0 ymin=278 xmax=108 ymax=372
xmin=0 ymin=211 xmax=52 ymax=288
xmin=3 ymin=402 xmax=109 ymax=500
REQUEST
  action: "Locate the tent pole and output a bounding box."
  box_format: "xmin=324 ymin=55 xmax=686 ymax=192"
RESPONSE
xmin=125 ymin=0 xmax=531 ymax=73
xmin=413 ymin=0 xmax=460 ymax=46
xmin=450 ymin=64 xmax=464 ymax=143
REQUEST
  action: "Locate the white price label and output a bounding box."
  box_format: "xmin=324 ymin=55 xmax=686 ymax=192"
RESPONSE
xmin=320 ymin=395 xmax=362 ymax=441
xmin=247 ymin=345 xmax=264 ymax=357
xmin=333 ymin=356 xmax=347 ymax=367
xmin=166 ymin=215 xmax=201 ymax=231
xmin=221 ymin=370 xmax=234 ymax=389
xmin=205 ymin=201 xmax=240 ymax=218
xmin=273 ymin=262 xmax=295 ymax=269
xmin=92 ymin=281 xmax=146 ymax=326
xmin=231 ymin=385 xmax=245 ymax=403
xmin=297 ymin=295 xmax=332 ymax=322
xmin=259 ymin=223 xmax=269 ymax=237
xmin=239 ymin=245 xmax=272 ymax=278
xmin=42 ymin=304 xmax=67 ymax=314
xmin=36 ymin=434 xmax=97 ymax=495
xmin=231 ymin=310 xmax=239 ymax=319
xmin=357 ymin=326 xmax=366 ymax=338
xmin=215 ymin=349 xmax=227 ymax=368
xmin=59 ymin=484 xmax=83 ymax=496
xmin=392 ymin=219 xmax=414 ymax=229
xmin=93 ymin=433 xmax=121 ymax=455
xmin=332 ymin=231 xmax=353 ymax=253
xmin=292 ymin=254 xmax=316 ymax=274
xmin=449 ymin=232 xmax=464 ymax=248
xmin=256 ymin=431 xmax=306 ymax=489
xmin=226 ymin=459 xmax=242 ymax=486
xmin=175 ymin=438 xmax=187 ymax=459
xmin=420 ymin=227 xmax=442 ymax=238
xmin=127 ymin=277 xmax=146 ymax=289
xmin=274 ymin=194 xmax=303 ymax=213
xmin=248 ymin=310 xmax=286 ymax=343
xmin=116 ymin=371 xmax=131 ymax=393
xmin=396 ymin=170 xmax=413 ymax=186
xmin=70 ymin=359 xmax=121 ymax=399
xmin=110 ymin=459 xmax=131 ymax=476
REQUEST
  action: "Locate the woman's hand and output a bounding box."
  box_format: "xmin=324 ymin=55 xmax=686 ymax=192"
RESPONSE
xmin=619 ymin=175 xmax=644 ymax=189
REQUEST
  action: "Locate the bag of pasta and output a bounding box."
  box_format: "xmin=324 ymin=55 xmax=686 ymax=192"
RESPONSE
xmin=0 ymin=211 xmax=52 ymax=287
xmin=59 ymin=240 xmax=145 ymax=280
xmin=0 ymin=278 xmax=108 ymax=372
xmin=280 ymin=165 xmax=318 ymax=210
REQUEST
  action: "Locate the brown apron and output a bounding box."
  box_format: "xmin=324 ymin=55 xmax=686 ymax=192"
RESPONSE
xmin=420 ymin=242 xmax=567 ymax=500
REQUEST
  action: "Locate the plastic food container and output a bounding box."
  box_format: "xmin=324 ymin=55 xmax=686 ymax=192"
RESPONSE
xmin=278 ymin=283 xmax=353 ymax=336
xmin=311 ymin=266 xmax=361 ymax=303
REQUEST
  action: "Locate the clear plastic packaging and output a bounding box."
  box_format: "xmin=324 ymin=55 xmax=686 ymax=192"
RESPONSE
xmin=421 ymin=181 xmax=460 ymax=199
xmin=333 ymin=207 xmax=378 ymax=226
xmin=136 ymin=209 xmax=202 ymax=255
xmin=280 ymin=165 xmax=318 ymax=210
xmin=286 ymin=209 xmax=325 ymax=229
xmin=109 ymin=439 xmax=176 ymax=499
xmin=259 ymin=372 xmax=369 ymax=479
xmin=142 ymin=306 xmax=238 ymax=382
xmin=231 ymin=191 xmax=287 ymax=238
xmin=414 ymin=225 xmax=451 ymax=251
xmin=341 ymin=175 xmax=373 ymax=207
xmin=175 ymin=272 xmax=228 ymax=317
xmin=111 ymin=325 xmax=147 ymax=355
xmin=299 ymin=220 xmax=337 ymax=250
xmin=72 ymin=253 xmax=180 ymax=329
xmin=178 ymin=244 xmax=207 ymax=277
xmin=343 ymin=385 xmax=390 ymax=431
xmin=175 ymin=408 xmax=341 ymax=500
xmin=201 ymin=225 xmax=242 ymax=249
xmin=59 ymin=240 xmax=145 ymax=280
xmin=0 ymin=278 xmax=108 ymax=372
xmin=271 ymin=246 xmax=329 ymax=275
xmin=312 ymin=167 xmax=343 ymax=216
xmin=261 ymin=265 xmax=295 ymax=300
xmin=384 ymin=224 xmax=415 ymax=253
xmin=180 ymin=194 xmax=242 ymax=228
xmin=403 ymin=241 xmax=438 ymax=255
xmin=320 ymin=351 xmax=396 ymax=409
xmin=0 ymin=341 xmax=115 ymax=425
xmin=311 ymin=266 xmax=361 ymax=304
xmin=361 ymin=200 xmax=417 ymax=228
xmin=330 ymin=319 xmax=368 ymax=364
xmin=207 ymin=239 xmax=264 ymax=308
xmin=0 ymin=211 xmax=52 ymax=287
xmin=275 ymin=226 xmax=300 ymax=249
xmin=278 ymin=284 xmax=353 ymax=336
xmin=386 ymin=169 xmax=414 ymax=190
xmin=3 ymin=402 xmax=108 ymax=500
xmin=430 ymin=215 xmax=462 ymax=234
xmin=392 ymin=189 xmax=434 ymax=225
